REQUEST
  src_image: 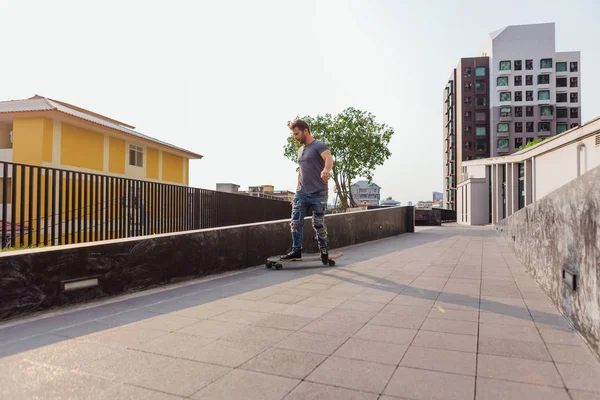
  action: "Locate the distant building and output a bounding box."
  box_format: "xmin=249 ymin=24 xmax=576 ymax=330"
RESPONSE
xmin=351 ymin=180 xmax=381 ymax=206
xmin=216 ymin=183 xmax=240 ymax=193
xmin=407 ymin=201 xmax=413 ymax=206
xmin=433 ymin=191 xmax=443 ymax=204
xmin=216 ymin=183 xmax=292 ymax=202
xmin=380 ymin=197 xmax=401 ymax=206
xmin=417 ymin=200 xmax=434 ymax=209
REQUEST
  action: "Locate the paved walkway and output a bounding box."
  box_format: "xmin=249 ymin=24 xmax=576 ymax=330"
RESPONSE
xmin=0 ymin=225 xmax=599 ymax=399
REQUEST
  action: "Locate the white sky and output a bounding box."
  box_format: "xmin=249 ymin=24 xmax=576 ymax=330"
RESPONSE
xmin=1 ymin=0 xmax=598 ymax=205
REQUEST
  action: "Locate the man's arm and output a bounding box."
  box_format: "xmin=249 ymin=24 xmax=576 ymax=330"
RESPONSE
xmin=320 ymin=150 xmax=334 ymax=182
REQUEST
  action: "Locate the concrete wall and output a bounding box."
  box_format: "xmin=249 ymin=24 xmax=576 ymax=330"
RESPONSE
xmin=0 ymin=206 xmax=414 ymax=321
xmin=415 ymin=209 xmax=441 ymax=226
xmin=497 ymin=166 xmax=600 ymax=358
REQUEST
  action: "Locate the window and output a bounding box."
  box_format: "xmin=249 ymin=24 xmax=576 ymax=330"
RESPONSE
xmin=570 ymin=93 xmax=579 ymax=103
xmin=500 ymin=107 xmax=511 ymax=117
xmin=557 ymin=92 xmax=568 ymax=103
xmin=538 ymin=122 xmax=551 ymax=132
xmin=538 ymin=90 xmax=550 ymax=101
xmin=540 ymin=105 xmax=553 ymax=116
xmin=497 ymin=77 xmax=508 ymax=86
xmin=514 ymin=76 xmax=522 ymax=86
xmin=526 ymin=75 xmax=533 ymax=85
xmin=526 ymin=91 xmax=533 ymax=101
xmin=498 ymin=139 xmax=509 ymax=149
xmin=515 ymin=91 xmax=522 ymax=102
xmin=476 ymin=140 xmax=487 ymax=152
xmin=464 ymin=141 xmax=472 ymax=150
xmin=464 ymin=67 xmax=472 ymax=77
xmin=526 ymin=137 xmax=534 ymax=144
xmin=557 ymin=108 xmax=568 ymax=118
xmin=540 ymin=58 xmax=552 ymax=69
xmin=498 ymin=123 xmax=509 ymax=133
xmin=465 ymin=111 xmax=472 ymax=120
xmin=475 ymin=67 xmax=486 ymax=76
xmin=537 ymin=74 xmax=550 ymax=85
xmin=475 ymin=112 xmax=486 ymax=121
xmin=556 ymin=77 xmax=567 ymax=87
xmin=526 ymin=60 xmax=533 ymax=70
xmin=476 ymin=126 xmax=487 ymax=136
xmin=464 ymin=81 xmax=472 ymax=91
xmin=556 ymin=62 xmax=567 ymax=72
xmin=515 ymin=137 xmax=523 ymax=148
xmin=514 ymin=60 xmax=522 ymax=70
xmin=515 ymin=122 xmax=523 ymax=132
xmin=526 ymin=106 xmax=534 ymax=117
xmin=526 ymin=122 xmax=534 ymax=132
xmin=557 ymin=123 xmax=568 ymax=134
xmin=570 ymin=108 xmax=579 ymax=118
xmin=129 ymin=145 xmax=144 ymax=167
xmin=570 ymin=62 xmax=578 ymax=72
xmin=465 ymin=126 xmax=472 ymax=134
xmin=515 ymin=107 xmax=523 ymax=117
xmin=570 ymin=77 xmax=578 ymax=87
xmin=475 ymin=80 xmax=486 ymax=91
xmin=499 ymin=60 xmax=511 ymax=71
xmin=500 ymin=92 xmax=511 ymax=102
xmin=476 ymin=96 xmax=486 ymax=106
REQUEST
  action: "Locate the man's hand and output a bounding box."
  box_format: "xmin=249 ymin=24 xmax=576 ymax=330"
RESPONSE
xmin=321 ymin=169 xmax=331 ymax=182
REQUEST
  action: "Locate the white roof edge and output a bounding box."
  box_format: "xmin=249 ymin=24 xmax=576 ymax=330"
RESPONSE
xmin=463 ymin=116 xmax=600 ymax=166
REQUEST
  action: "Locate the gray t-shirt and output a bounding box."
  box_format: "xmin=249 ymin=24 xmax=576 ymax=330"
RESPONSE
xmin=297 ymin=139 xmax=329 ymax=194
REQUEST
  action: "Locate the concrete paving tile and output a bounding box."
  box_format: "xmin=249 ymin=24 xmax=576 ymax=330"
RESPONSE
xmin=384 ymin=366 xmax=475 ymax=400
xmin=277 ymin=304 xmax=331 ymax=319
xmin=211 ymin=309 xmax=272 ymax=324
xmin=555 ymin=362 xmax=600 ymax=393
xmin=90 ymin=383 xmax=185 ymax=399
xmin=379 ymin=304 xmax=430 ymax=316
xmin=400 ymin=346 xmax=476 ymax=375
xmin=475 ymin=377 xmax=570 ymax=400
xmin=300 ymin=319 xmax=365 ymax=337
xmin=478 ymin=336 xmax=552 ymax=361
xmin=432 ymin=300 xmax=479 ymax=312
xmin=336 ymin=300 xmax=385 ymax=313
xmin=569 ymin=390 xmax=600 ymax=400
xmin=221 ymin=325 xmax=294 ymax=346
xmin=353 ymin=324 xmax=417 ymax=345
xmin=412 ymin=330 xmax=477 ymax=353
xmin=369 ymin=311 xmax=427 ymax=330
xmin=320 ymin=308 xmax=375 ymax=324
xmin=132 ymin=332 xmax=215 ymax=358
xmin=333 ymin=338 xmax=408 ymax=365
xmin=306 ymin=356 xmax=395 ymax=393
xmin=80 ymin=326 xmax=168 ymax=349
xmin=477 ymin=354 xmax=564 ymax=387
xmin=181 ymin=339 xmax=267 ymax=367
xmin=0 ymin=357 xmax=66 ymax=391
xmin=75 ymin=349 xmax=169 ymax=381
xmin=390 ymin=295 xmax=436 ymax=308
xmin=191 ymin=369 xmax=299 ymax=400
xmin=26 ymin=370 xmax=116 ymax=399
xmin=18 ymin=339 xmax=124 ymax=370
xmin=127 ymin=314 xmax=200 ymax=332
xmin=234 ymin=300 xmax=293 ymax=314
xmin=274 ymin=331 xmax=349 ymax=355
xmin=249 ymin=313 xmax=314 ymax=331
xmin=170 ymin=304 xmax=232 ymax=319
xmin=352 ymin=292 xmax=397 ymax=304
xmin=127 ymin=358 xmax=231 ymax=397
xmin=420 ymin=318 xmax=478 ymax=336
xmin=297 ymin=296 xmax=346 ymax=308
xmin=284 ymin=382 xmax=378 ymax=400
xmin=263 ymin=293 xmax=310 ymax=304
xmin=240 ymin=347 xmax=326 ymax=379
xmin=427 ymin=307 xmax=479 ymax=322
xmin=297 ymin=283 xmax=337 ymax=291
xmin=175 ymin=319 xmax=245 ymax=339
xmin=235 ymin=287 xmax=286 ymax=300
xmin=546 ymin=344 xmax=600 ymax=365
xmin=479 ymin=311 xmax=535 ymax=327
xmin=479 ymin=323 xmax=543 ymax=343
xmin=538 ymin=327 xmax=585 ymax=346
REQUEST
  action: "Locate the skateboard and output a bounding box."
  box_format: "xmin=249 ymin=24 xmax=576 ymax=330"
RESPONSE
xmin=266 ymin=252 xmax=343 ymax=270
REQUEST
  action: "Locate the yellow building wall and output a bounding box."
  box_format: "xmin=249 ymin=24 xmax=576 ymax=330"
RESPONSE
xmin=109 ymin=137 xmax=126 ymax=174
xmin=12 ymin=118 xmax=46 ymax=165
xmin=61 ymin=123 xmax=104 ymax=171
xmin=146 ymin=148 xmax=159 ymax=180
xmin=162 ymin=152 xmax=183 ymax=183
xmin=43 ymin=120 xmax=53 ymax=162
xmin=184 ymin=159 xmax=189 ymax=185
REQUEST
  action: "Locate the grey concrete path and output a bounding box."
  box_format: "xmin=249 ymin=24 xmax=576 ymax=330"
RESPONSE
xmin=0 ymin=225 xmax=599 ymax=399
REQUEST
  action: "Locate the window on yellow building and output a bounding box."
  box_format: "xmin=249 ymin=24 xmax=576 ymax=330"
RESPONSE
xmin=129 ymin=145 xmax=144 ymax=167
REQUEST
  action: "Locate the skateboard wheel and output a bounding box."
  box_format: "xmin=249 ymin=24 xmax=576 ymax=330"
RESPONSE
xmin=328 ymin=259 xmax=336 ymax=266
xmin=275 ymin=264 xmax=283 ymax=270
xmin=266 ymin=262 xmax=272 ymax=268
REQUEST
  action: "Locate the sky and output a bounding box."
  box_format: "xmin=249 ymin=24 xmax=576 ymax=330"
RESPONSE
xmin=1 ymin=0 xmax=598 ymax=205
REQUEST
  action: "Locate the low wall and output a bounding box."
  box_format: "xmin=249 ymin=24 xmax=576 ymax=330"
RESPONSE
xmin=497 ymin=166 xmax=600 ymax=358
xmin=0 ymin=206 xmax=414 ymax=320
xmin=415 ymin=209 xmax=442 ymax=226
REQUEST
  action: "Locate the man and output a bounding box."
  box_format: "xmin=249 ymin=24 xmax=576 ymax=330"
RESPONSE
xmin=281 ymin=119 xmax=334 ymax=264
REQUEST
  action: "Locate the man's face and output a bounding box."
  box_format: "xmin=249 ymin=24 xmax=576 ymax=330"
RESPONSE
xmin=291 ymin=127 xmax=307 ymax=144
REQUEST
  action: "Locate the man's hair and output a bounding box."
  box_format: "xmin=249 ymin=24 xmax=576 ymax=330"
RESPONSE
xmin=289 ymin=119 xmax=310 ymax=133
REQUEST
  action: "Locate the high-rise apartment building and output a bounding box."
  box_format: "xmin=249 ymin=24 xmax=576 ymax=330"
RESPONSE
xmin=443 ymin=22 xmax=581 ymax=210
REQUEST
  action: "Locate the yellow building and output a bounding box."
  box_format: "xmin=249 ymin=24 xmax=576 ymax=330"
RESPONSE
xmin=0 ymin=95 xmax=202 ymax=247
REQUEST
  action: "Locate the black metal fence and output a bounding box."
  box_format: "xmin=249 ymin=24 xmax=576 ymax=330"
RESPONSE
xmin=440 ymin=208 xmax=457 ymax=222
xmin=0 ymin=161 xmax=291 ymax=250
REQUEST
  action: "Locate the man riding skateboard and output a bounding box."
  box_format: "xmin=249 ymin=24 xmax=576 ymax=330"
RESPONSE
xmin=281 ymin=119 xmax=334 ymax=264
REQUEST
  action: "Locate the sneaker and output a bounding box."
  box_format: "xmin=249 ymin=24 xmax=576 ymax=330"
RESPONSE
xmin=280 ymin=249 xmax=301 ymax=260
xmin=320 ymin=247 xmax=329 ymax=265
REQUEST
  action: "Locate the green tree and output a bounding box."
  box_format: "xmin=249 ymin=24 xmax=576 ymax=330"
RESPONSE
xmin=519 ymin=137 xmax=545 ymax=151
xmin=284 ymin=107 xmax=393 ymax=210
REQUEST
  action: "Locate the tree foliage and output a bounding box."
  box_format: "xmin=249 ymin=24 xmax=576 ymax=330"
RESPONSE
xmin=284 ymin=107 xmax=393 ymax=210
xmin=518 ymin=137 xmax=545 ymax=151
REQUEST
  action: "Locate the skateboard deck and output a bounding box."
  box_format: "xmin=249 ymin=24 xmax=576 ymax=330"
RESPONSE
xmin=266 ymin=252 xmax=343 ymax=270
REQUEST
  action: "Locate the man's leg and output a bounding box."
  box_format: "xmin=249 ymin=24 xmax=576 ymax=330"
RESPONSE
xmin=310 ymin=192 xmax=329 ymax=263
xmin=281 ymin=192 xmax=307 ymax=260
